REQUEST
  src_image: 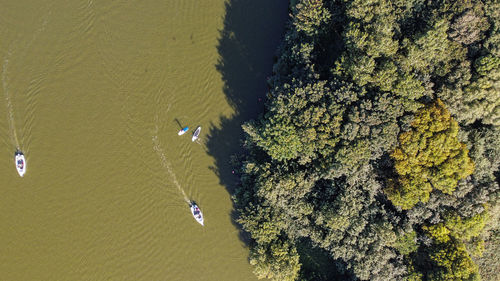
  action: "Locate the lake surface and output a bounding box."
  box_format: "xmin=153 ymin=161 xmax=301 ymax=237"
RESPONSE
xmin=0 ymin=0 xmax=288 ymax=279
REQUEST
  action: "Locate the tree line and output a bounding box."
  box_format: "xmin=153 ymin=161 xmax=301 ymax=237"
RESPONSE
xmin=234 ymin=0 xmax=500 ymax=280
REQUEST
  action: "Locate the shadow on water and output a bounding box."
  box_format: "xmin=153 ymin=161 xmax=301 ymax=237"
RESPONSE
xmin=207 ymin=3 xmax=354 ymax=280
xmin=174 ymin=118 xmax=183 ymax=130
xmin=206 ymin=0 xmax=289 ymax=244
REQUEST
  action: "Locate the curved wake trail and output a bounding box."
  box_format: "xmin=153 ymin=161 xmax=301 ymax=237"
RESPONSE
xmin=2 ymin=54 xmax=20 ymax=149
xmin=152 ymin=132 xmax=190 ymax=204
xmin=2 ymin=11 xmax=51 ymax=151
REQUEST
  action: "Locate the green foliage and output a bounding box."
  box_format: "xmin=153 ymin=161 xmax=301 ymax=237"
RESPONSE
xmin=428 ymin=239 xmax=480 ymax=281
xmin=249 ymin=239 xmax=301 ymax=281
xmin=424 ymin=224 xmax=452 ymax=243
xmin=234 ymin=0 xmax=500 ymax=280
xmin=475 ymin=55 xmax=500 ymax=76
xmin=436 ymin=0 xmax=500 ymax=127
xmin=424 ymin=210 xmax=488 ymax=244
xmin=443 ymin=211 xmax=488 ymax=242
xmin=418 ymin=211 xmax=489 ymax=280
xmin=293 ymin=0 xmax=331 ymax=37
xmin=251 ymin=81 xmax=344 ymax=163
xmin=238 ymin=203 xmax=285 ymax=244
xmin=439 ymin=53 xmax=500 ymax=126
xmin=475 ymin=229 xmax=500 ymax=281
xmin=406 ymin=260 xmax=423 ymax=281
xmin=469 ymin=239 xmax=485 ymax=258
xmin=394 ymin=231 xmax=419 ymax=255
xmin=404 ymin=19 xmax=466 ymax=77
xmin=449 ymin=8 xmax=490 ymax=45
xmin=385 ymin=99 xmax=475 ymax=209
xmin=463 ymin=55 xmax=500 ymax=126
xmin=296 ymin=240 xmax=350 ymax=281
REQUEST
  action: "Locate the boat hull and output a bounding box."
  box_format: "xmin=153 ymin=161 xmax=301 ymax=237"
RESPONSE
xmin=192 ymin=126 xmax=201 ymax=142
xmin=15 ymin=152 xmax=26 ymax=177
xmin=178 ymin=127 xmax=189 ymax=135
xmin=190 ymin=203 xmax=204 ymax=226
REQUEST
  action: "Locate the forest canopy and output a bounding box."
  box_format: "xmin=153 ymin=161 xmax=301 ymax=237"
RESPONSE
xmin=234 ymin=0 xmax=500 ymax=280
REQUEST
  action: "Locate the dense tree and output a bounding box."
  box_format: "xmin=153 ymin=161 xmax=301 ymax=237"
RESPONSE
xmin=293 ymin=0 xmax=331 ymax=37
xmin=233 ymin=0 xmax=500 ymax=280
xmin=427 ymin=239 xmax=480 ymax=281
xmin=394 ymin=231 xmax=418 ymax=256
xmin=248 ymin=81 xmax=345 ymax=163
xmin=249 ymin=239 xmax=301 ymax=281
xmin=423 ymin=210 xmax=488 ymax=243
xmin=385 ymin=99 xmax=475 ymax=209
xmin=475 ymin=229 xmax=500 ymax=280
xmin=419 ymin=210 xmax=487 ymax=281
xmin=437 ymin=0 xmax=500 ymax=126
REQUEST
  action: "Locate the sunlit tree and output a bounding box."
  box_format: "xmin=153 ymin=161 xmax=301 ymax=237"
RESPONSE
xmin=385 ymin=99 xmax=475 ymax=209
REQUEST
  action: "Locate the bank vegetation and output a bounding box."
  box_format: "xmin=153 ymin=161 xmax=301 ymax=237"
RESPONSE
xmin=234 ymin=0 xmax=500 ymax=280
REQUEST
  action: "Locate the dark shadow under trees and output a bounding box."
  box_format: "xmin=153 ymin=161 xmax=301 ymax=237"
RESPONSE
xmin=206 ymin=0 xmax=289 ymax=241
xmin=207 ymin=3 xmax=353 ymax=279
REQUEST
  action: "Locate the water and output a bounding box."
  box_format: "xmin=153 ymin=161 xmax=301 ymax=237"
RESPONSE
xmin=152 ymin=132 xmax=190 ymax=204
xmin=2 ymin=50 xmax=20 ymax=148
xmin=0 ymin=0 xmax=288 ymax=280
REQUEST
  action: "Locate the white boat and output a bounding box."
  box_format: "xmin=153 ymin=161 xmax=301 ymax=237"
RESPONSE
xmin=15 ymin=151 xmax=26 ymax=177
xmin=178 ymin=126 xmax=189 ymax=135
xmin=192 ymin=126 xmax=201 ymax=142
xmin=190 ymin=202 xmax=204 ymax=226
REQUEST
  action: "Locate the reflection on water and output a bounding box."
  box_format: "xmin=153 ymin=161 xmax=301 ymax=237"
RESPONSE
xmin=0 ymin=0 xmax=288 ymax=280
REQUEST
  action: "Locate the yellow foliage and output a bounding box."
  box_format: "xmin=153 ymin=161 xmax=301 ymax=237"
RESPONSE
xmin=385 ymin=99 xmax=474 ymax=209
xmin=424 ymin=224 xmax=451 ymax=243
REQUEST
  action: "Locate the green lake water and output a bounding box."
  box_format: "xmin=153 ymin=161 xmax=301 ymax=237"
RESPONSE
xmin=0 ymin=0 xmax=288 ymax=279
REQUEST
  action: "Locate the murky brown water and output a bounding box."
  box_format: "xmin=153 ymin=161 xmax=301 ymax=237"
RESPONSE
xmin=0 ymin=0 xmax=287 ymax=280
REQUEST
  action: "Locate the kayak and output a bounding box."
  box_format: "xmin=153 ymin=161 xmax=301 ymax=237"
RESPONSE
xmin=178 ymin=126 xmax=189 ymax=135
xmin=190 ymin=202 xmax=204 ymax=226
xmin=192 ymin=126 xmax=201 ymax=142
xmin=15 ymin=151 xmax=26 ymax=177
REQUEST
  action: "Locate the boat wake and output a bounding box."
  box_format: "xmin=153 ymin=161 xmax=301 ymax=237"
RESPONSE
xmin=2 ymin=10 xmax=51 ymax=153
xmin=152 ymin=131 xmax=190 ymax=204
xmin=2 ymin=51 xmax=20 ymax=149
